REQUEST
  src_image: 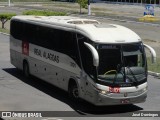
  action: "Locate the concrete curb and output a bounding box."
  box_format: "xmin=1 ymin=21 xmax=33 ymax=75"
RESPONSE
xmin=0 ymin=32 xmax=9 ymax=36
xmin=148 ymin=71 xmax=160 ymax=77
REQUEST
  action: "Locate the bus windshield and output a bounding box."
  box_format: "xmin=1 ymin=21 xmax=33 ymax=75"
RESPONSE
xmin=96 ymin=43 xmax=147 ymax=85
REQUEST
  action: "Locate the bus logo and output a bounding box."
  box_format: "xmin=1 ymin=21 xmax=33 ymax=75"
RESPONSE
xmin=22 ymin=41 xmax=29 ymax=56
xmin=124 ymin=93 xmax=128 ymax=97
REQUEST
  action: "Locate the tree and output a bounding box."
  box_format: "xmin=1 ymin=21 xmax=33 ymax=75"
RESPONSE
xmin=77 ymin=0 xmax=88 ymax=14
xmin=0 ymin=13 xmax=16 ymax=29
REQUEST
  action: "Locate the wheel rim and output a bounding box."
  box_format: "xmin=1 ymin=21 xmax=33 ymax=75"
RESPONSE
xmin=72 ymin=86 xmax=79 ymax=99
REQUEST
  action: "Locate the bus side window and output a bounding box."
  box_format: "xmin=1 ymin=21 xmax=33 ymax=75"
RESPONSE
xmin=23 ymin=23 xmax=36 ymax=43
xmin=47 ymin=29 xmax=80 ymax=67
xmin=37 ymin=26 xmax=51 ymax=48
xmin=62 ymin=32 xmax=77 ymax=58
xmin=68 ymin=33 xmax=80 ymax=67
xmin=11 ymin=20 xmax=24 ymax=40
xmin=51 ymin=29 xmax=62 ymax=52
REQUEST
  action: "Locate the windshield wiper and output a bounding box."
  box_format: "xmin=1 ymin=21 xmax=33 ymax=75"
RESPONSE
xmin=113 ymin=64 xmax=124 ymax=85
xmin=126 ymin=66 xmax=138 ymax=86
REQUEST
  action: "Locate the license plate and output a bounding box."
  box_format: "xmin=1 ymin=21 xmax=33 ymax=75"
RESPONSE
xmin=121 ymin=99 xmax=130 ymax=104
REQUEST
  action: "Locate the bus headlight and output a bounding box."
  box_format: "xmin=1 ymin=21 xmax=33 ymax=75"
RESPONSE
xmin=142 ymin=86 xmax=148 ymax=92
xmin=100 ymin=90 xmax=110 ymax=95
xmin=100 ymin=90 xmax=107 ymax=94
xmin=92 ymin=85 xmax=109 ymax=95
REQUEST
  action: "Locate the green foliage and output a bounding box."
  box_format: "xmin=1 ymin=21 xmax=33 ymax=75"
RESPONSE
xmin=0 ymin=28 xmax=10 ymax=34
xmin=23 ymin=10 xmax=67 ymax=16
xmin=77 ymin=0 xmax=88 ymax=8
xmin=77 ymin=0 xmax=88 ymax=14
xmin=0 ymin=13 xmax=16 ymax=20
xmin=0 ymin=13 xmax=16 ymax=29
xmin=147 ymin=57 xmax=160 ymax=73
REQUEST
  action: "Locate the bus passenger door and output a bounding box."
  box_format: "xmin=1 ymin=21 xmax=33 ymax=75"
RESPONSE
xmin=77 ymin=35 xmax=98 ymax=102
xmin=79 ymin=71 xmax=88 ymax=98
xmin=80 ymin=71 xmax=96 ymax=101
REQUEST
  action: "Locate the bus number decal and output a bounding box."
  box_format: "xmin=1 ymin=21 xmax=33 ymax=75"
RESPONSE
xmin=22 ymin=41 xmax=29 ymax=56
xmin=109 ymin=87 xmax=120 ymax=93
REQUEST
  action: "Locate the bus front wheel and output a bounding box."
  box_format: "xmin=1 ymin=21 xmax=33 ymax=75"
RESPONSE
xmin=68 ymin=82 xmax=79 ymax=101
xmin=23 ymin=61 xmax=30 ymax=78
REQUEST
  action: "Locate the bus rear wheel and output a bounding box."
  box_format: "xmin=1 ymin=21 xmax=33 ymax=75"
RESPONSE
xmin=23 ymin=62 xmax=30 ymax=78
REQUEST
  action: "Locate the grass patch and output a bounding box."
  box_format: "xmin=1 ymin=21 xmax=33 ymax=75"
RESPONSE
xmin=91 ymin=7 xmax=108 ymax=11
xmin=23 ymin=10 xmax=67 ymax=16
xmin=147 ymin=57 xmax=160 ymax=73
xmin=44 ymin=3 xmax=78 ymax=8
xmin=93 ymin=12 xmax=108 ymax=16
xmin=0 ymin=28 xmax=9 ymax=34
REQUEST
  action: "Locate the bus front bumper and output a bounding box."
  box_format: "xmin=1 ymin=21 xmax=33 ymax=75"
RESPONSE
xmin=94 ymin=91 xmax=147 ymax=106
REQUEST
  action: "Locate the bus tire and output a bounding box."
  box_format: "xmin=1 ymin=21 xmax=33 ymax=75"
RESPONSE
xmin=68 ymin=81 xmax=79 ymax=101
xmin=23 ymin=61 xmax=30 ymax=78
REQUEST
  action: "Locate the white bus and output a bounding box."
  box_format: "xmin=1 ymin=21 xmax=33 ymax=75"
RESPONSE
xmin=10 ymin=16 xmax=156 ymax=105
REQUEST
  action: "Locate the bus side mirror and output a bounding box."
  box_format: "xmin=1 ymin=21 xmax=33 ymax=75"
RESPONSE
xmin=144 ymin=44 xmax=156 ymax=63
xmin=84 ymin=42 xmax=99 ymax=67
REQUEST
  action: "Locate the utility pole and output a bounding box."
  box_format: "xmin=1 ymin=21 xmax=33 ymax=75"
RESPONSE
xmin=9 ymin=0 xmax=11 ymax=7
xmin=88 ymin=0 xmax=91 ymax=16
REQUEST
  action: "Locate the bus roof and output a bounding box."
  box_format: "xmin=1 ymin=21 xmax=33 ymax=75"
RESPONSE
xmin=12 ymin=16 xmax=141 ymax=43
